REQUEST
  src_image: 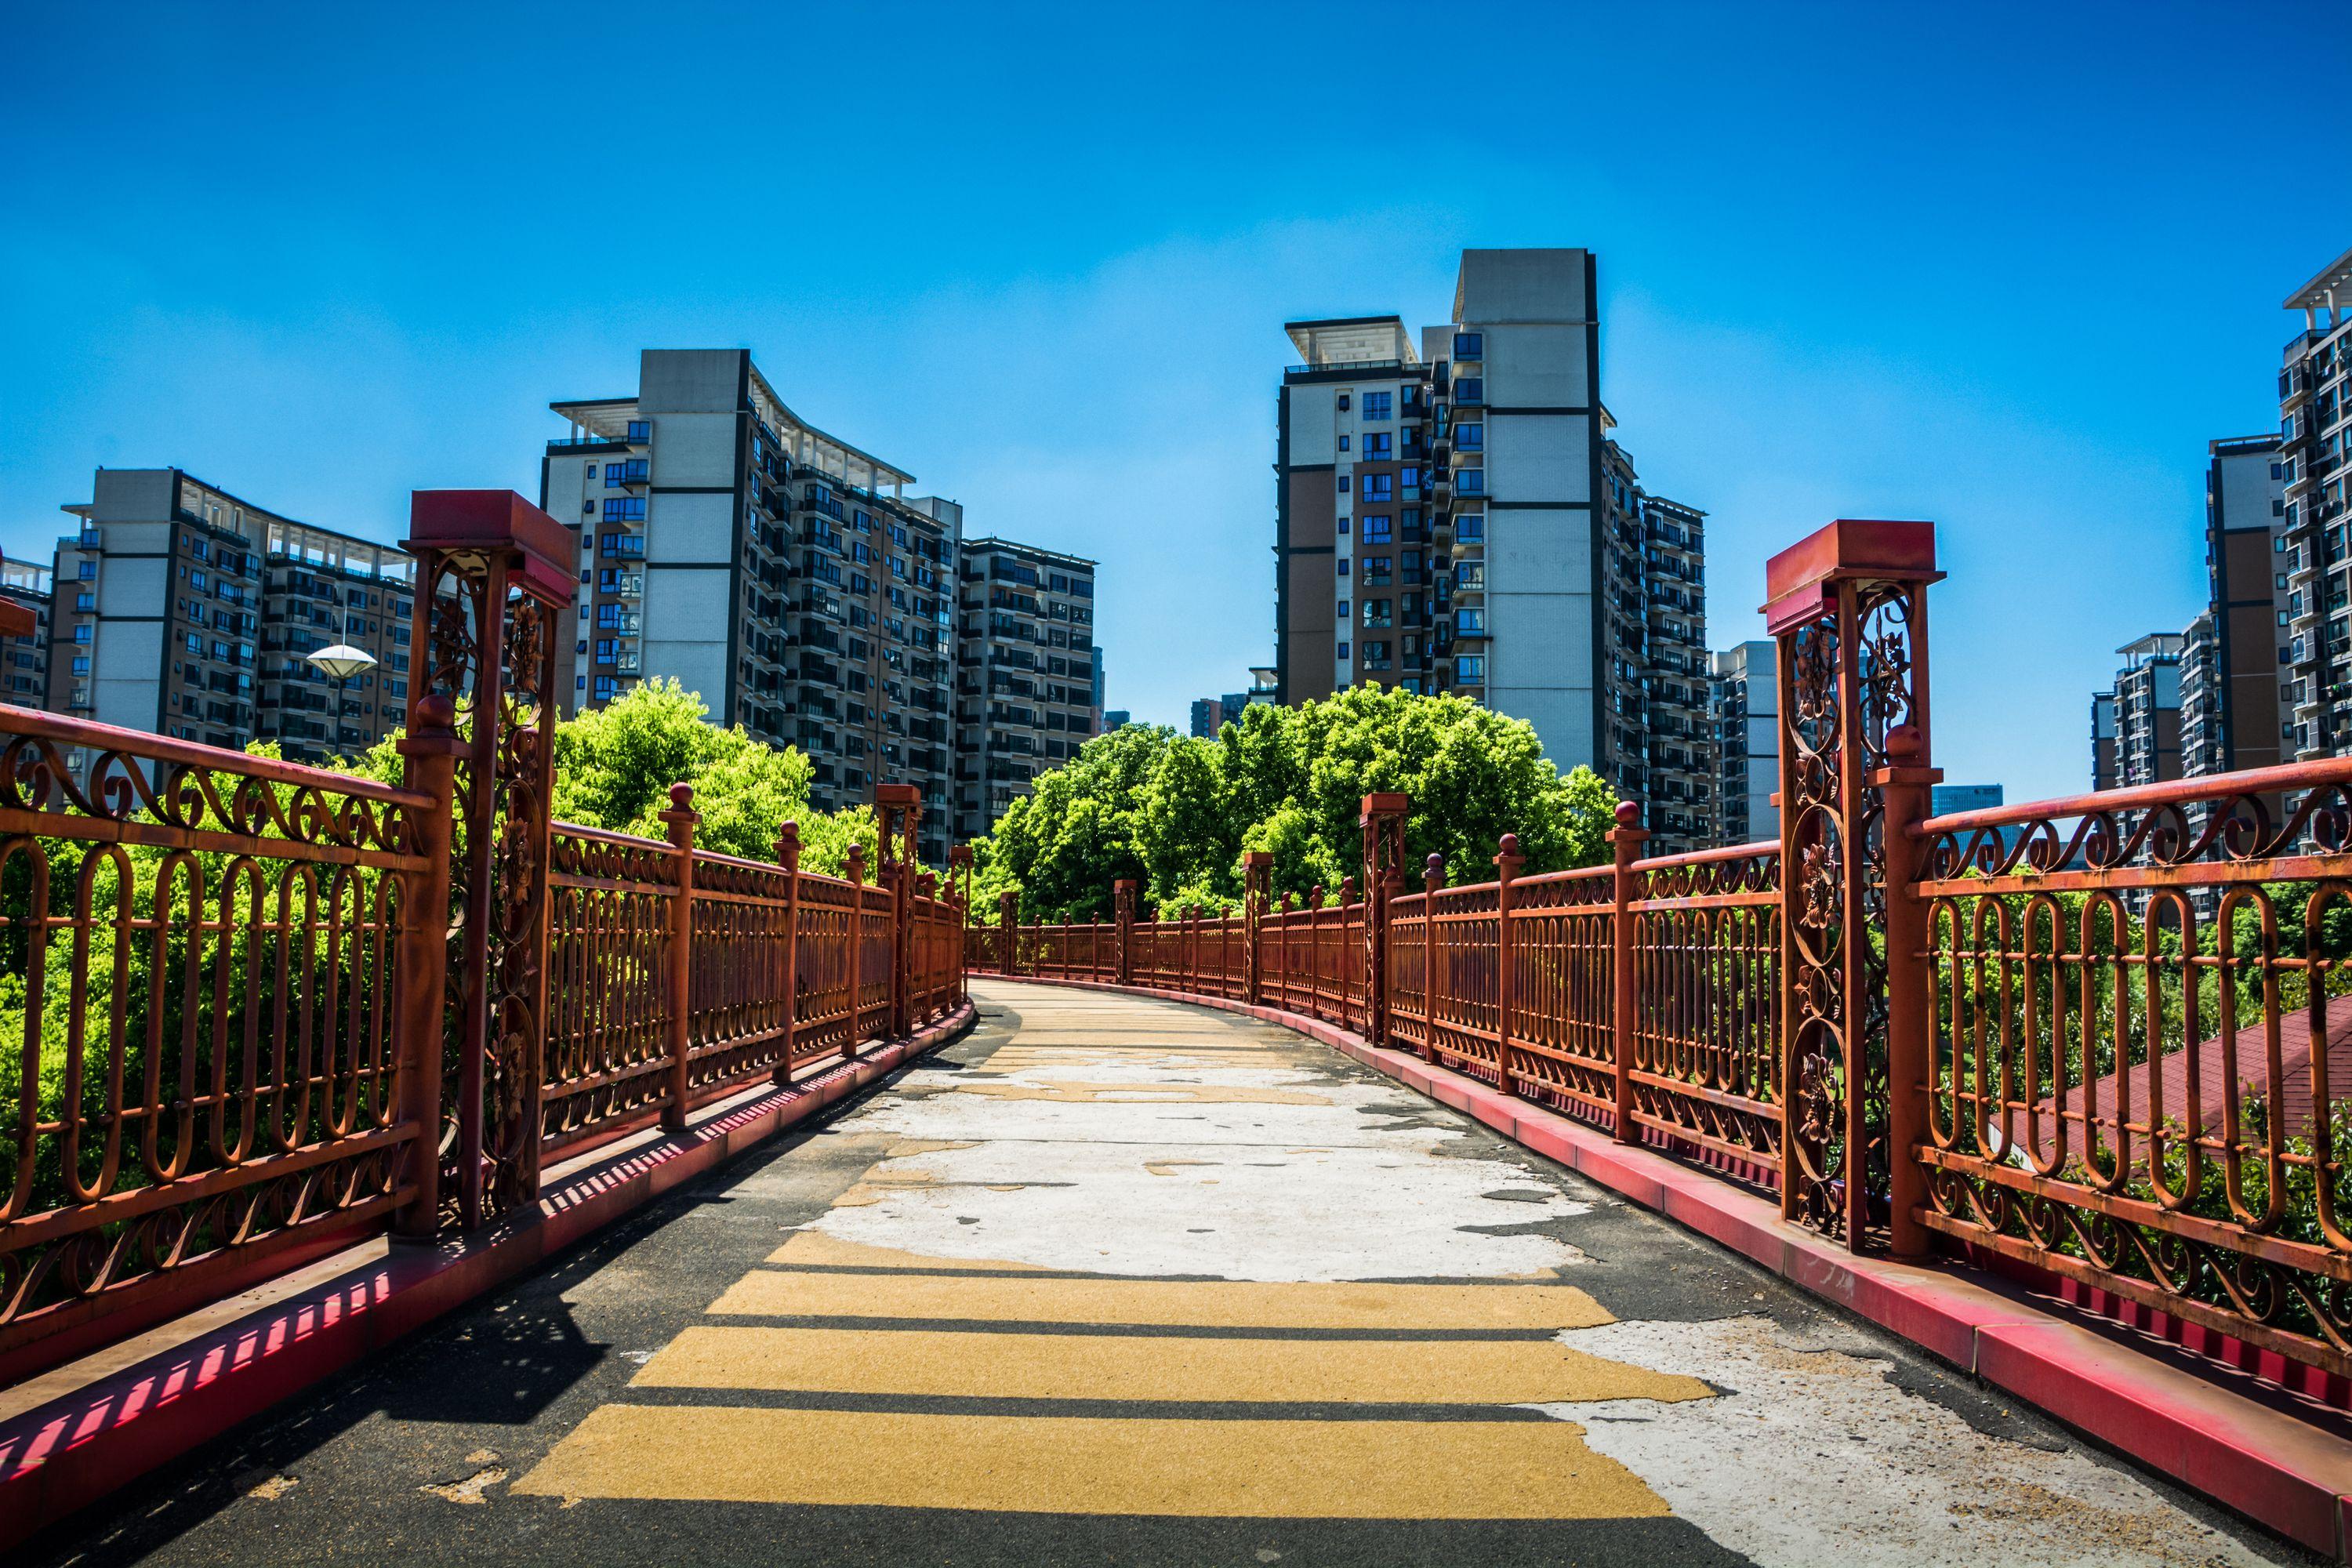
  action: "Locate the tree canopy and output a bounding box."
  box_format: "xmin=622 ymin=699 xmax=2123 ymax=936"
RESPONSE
xmin=969 ymin=686 xmax=1618 ymax=920
xmin=344 ymin=678 xmax=878 ymax=875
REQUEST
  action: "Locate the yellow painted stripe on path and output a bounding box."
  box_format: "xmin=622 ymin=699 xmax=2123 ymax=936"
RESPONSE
xmin=637 ymin=1325 xmax=1714 ymax=1405
xmin=513 ymin=1405 xmax=1669 ymax=1518
xmin=718 ymin=1269 xmax=1613 ymax=1330
xmin=770 ymin=1231 xmax=1051 ymax=1272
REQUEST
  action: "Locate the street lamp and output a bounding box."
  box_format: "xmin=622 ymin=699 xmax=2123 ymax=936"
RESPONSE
xmin=303 ymin=643 xmax=379 ymax=751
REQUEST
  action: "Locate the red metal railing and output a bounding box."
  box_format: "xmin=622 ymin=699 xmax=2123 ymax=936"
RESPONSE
xmin=1909 ymin=760 xmax=2352 ymax=1376
xmin=0 ymin=706 xmax=437 ymax=1363
xmin=0 ymin=697 xmax=974 ymax=1374
xmin=965 ymin=751 xmax=2352 ymax=1381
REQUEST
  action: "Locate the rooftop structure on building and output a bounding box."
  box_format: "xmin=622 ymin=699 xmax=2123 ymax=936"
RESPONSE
xmin=545 ymin=350 xmax=959 ymax=862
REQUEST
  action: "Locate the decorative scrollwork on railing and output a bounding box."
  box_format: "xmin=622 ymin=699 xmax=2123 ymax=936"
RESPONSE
xmin=0 ymin=728 xmax=419 ymax=856
xmin=1924 ymin=777 xmax=2352 ymax=882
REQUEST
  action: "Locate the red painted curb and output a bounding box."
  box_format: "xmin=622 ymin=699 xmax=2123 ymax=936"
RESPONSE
xmin=981 ymin=975 xmax=2352 ymax=1560
xmin=0 ymin=1002 xmax=977 ymax=1552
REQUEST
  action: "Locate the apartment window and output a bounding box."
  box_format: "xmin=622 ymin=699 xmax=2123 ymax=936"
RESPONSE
xmin=1456 ymin=423 xmax=1483 ymax=450
xmin=594 ymin=638 xmax=615 ymax=665
xmin=1336 ymin=474 xmax=1349 ymax=494
xmin=1335 ymin=599 xmax=1350 ymax=618
xmin=1457 ymin=655 xmax=1484 ymax=682
xmin=602 ymin=497 xmax=646 ymax=522
xmin=1456 ymin=608 xmax=1484 ymax=633
xmin=1338 ymin=557 xmax=1350 ymax=578
xmin=71 ymin=655 xmax=89 ymax=676
xmin=78 ymin=562 xmax=96 ymax=580
xmin=1363 ymin=391 xmax=1392 ymax=420
xmin=1361 ymin=474 xmax=1392 ymax=502
xmin=1457 ymin=470 xmax=1484 ymax=495
xmin=1453 ymin=332 xmax=1483 ymax=360
xmin=626 ymin=419 xmax=651 ymax=443
xmin=1336 ymin=394 xmax=1350 ymax=411
xmin=593 ymin=676 xmax=618 ymax=702
xmin=74 ymin=592 xmax=93 ymax=612
xmin=1361 ymin=515 xmax=1392 ymax=543
xmin=1336 ymin=517 xmax=1349 ymax=536
xmin=1363 ymin=432 xmax=1392 ymax=460
xmin=1454 ymin=378 xmax=1483 ymax=405
xmin=1337 ymin=641 xmax=1351 ymax=659
xmin=1338 ymin=434 xmax=1349 ymax=452
xmin=75 ymin=625 xmax=93 ymax=644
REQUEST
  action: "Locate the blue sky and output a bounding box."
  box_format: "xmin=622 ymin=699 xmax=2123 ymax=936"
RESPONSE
xmin=5 ymin=2 xmax=2345 ymax=805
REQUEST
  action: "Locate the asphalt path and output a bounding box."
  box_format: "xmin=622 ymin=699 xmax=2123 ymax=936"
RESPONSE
xmin=24 ymin=981 xmax=2314 ymax=1567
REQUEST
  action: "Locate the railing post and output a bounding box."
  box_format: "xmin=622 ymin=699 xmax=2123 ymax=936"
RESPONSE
xmin=1000 ymin=888 xmax=1018 ymax=977
xmin=1494 ymin=834 xmax=1525 ymax=1099
xmin=949 ymin=844 xmax=972 ymax=1003
xmin=1359 ymin=793 xmax=1407 ymax=1046
xmin=1306 ymin=887 xmax=1323 ymax=1021
xmin=659 ymin=783 xmax=700 ymax=1133
xmin=774 ymin=821 xmax=802 ymax=1083
xmin=848 ymin=843 xmax=869 ymax=1041
xmin=1241 ymin=852 xmax=1271 ymax=1004
xmin=1421 ymin=853 xmax=1444 ymax=1065
xmin=1340 ymin=877 xmax=1359 ymax=1028
xmin=1608 ymin=800 xmax=1650 ymax=1146
xmin=875 ymin=785 xmax=920 ymax=1039
xmin=390 ymin=694 xmax=462 ymax=1240
xmin=917 ymin=871 xmax=940 ymax=1022
xmin=1113 ymin=879 xmax=1136 ymax=984
xmin=402 ymin=489 xmax=572 ymax=1227
xmin=1277 ymin=891 xmax=1293 ymax=1011
xmin=1877 ymin=725 xmax=1941 ymax=1258
xmin=1763 ymin=517 xmax=1940 ymax=1247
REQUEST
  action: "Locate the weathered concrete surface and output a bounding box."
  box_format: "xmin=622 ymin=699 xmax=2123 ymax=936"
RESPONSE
xmin=23 ymin=982 xmax=2315 ymax=1566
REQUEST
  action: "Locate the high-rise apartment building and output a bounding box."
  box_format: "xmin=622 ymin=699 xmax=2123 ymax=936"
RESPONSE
xmin=49 ymin=470 xmax=413 ymax=764
xmin=2186 ymin=434 xmax=2292 ymax=778
xmin=2092 ymin=691 xmax=2121 ymax=792
xmin=1708 ymin=639 xmax=1777 ymax=846
xmin=2278 ymin=248 xmax=2352 ymax=761
xmin=2095 ymin=633 xmax=2187 ymax=789
xmin=545 ymin=350 xmax=959 ymax=862
xmin=0 ymin=557 xmax=52 ymax=706
xmin=1273 ymin=250 xmax=1714 ymax=852
xmin=1189 ymin=697 xmax=1225 ymax=739
xmin=953 ymin=538 xmax=1099 ymax=840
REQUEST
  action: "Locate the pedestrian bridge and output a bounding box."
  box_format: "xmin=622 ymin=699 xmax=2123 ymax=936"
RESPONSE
xmin=3 ymin=506 xmax=2350 ymax=1561
xmin=10 ymin=982 xmax=2294 ymax=1566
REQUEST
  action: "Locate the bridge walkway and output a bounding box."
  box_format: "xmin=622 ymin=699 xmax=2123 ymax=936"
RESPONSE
xmin=27 ymin=981 xmax=2299 ymax=1566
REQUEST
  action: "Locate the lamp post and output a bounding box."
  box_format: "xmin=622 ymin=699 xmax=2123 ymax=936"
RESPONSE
xmin=304 ymin=642 xmax=379 ymax=756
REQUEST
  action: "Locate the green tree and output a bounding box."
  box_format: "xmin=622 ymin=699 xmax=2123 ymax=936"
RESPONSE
xmin=971 ymin=688 xmax=1618 ymax=919
xmin=334 ymin=678 xmax=879 ymax=877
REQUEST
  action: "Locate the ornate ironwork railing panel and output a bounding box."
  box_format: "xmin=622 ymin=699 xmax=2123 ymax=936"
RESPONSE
xmin=1500 ymin=866 xmax=1615 ymax=1125
xmin=1425 ymin=882 xmax=1503 ymax=1081
xmin=1912 ymin=763 xmax=2352 ymax=1375
xmin=0 ymin=706 xmax=434 ymax=1352
xmin=541 ymin=823 xmax=676 ymax=1153
xmin=855 ymin=883 xmax=894 ymax=1046
xmin=1629 ymin=843 xmax=1783 ymax=1178
xmin=791 ymin=874 xmax=862 ymax=1063
xmin=685 ymin=851 xmax=797 ymax=1093
xmin=1385 ymin=888 xmax=1431 ymax=1054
